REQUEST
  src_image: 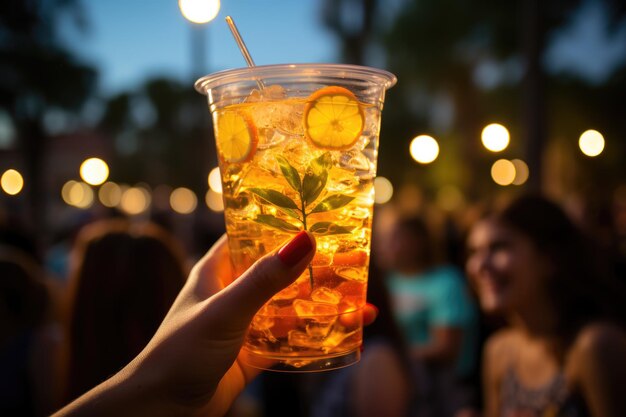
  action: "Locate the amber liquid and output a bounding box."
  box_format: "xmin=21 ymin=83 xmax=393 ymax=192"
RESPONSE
xmin=214 ymin=93 xmax=380 ymax=370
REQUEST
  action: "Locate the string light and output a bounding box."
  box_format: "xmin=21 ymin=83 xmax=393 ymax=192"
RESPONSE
xmin=410 ymin=135 xmax=439 ymax=164
xmin=1 ymin=169 xmax=24 ymax=195
xmin=481 ymin=123 xmax=510 ymax=152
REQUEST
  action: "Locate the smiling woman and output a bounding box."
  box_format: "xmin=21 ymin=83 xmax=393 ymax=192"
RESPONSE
xmin=466 ymin=195 xmax=626 ymax=417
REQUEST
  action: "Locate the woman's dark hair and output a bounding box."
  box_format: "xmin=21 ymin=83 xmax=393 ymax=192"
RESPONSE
xmin=392 ymin=215 xmax=435 ymax=267
xmin=64 ymin=219 xmax=187 ymax=401
xmin=0 ymin=248 xmax=49 ymax=335
xmin=495 ymin=195 xmax=626 ymax=336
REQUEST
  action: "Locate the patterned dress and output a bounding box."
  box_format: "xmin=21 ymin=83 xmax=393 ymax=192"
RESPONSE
xmin=499 ymin=367 xmax=590 ymax=417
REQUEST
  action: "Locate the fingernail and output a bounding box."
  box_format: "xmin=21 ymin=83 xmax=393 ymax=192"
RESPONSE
xmin=278 ymin=231 xmax=314 ymax=267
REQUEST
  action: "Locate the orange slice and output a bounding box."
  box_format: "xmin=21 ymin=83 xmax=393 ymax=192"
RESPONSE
xmin=215 ymin=110 xmax=258 ymax=163
xmin=304 ymin=86 xmax=364 ymax=150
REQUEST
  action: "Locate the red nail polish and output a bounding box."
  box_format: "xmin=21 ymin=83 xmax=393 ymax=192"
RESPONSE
xmin=278 ymin=231 xmax=313 ymax=267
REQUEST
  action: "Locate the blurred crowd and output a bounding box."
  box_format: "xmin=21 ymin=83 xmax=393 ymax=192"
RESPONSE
xmin=1 ymin=189 xmax=626 ymax=417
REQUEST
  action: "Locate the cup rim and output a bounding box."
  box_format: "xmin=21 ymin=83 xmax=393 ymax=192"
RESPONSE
xmin=194 ymin=63 xmax=397 ymax=95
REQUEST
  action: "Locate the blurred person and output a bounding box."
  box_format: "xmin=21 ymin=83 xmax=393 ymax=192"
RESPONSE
xmin=384 ymin=215 xmax=479 ymax=417
xmin=0 ymin=247 xmax=59 ymax=416
xmin=62 ymin=219 xmax=188 ymax=402
xmin=466 ymin=195 xmax=626 ymax=417
xmin=53 ymin=232 xmax=378 ymax=416
xmin=311 ymin=260 xmax=414 ymax=417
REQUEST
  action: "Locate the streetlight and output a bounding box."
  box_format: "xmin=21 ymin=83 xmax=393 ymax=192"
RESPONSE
xmin=179 ymin=0 xmax=221 ymax=78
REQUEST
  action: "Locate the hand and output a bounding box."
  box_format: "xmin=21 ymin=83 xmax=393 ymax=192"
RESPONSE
xmin=54 ymin=231 xmax=378 ymax=417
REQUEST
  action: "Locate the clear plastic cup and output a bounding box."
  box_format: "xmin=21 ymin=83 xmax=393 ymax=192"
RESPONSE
xmin=196 ymin=64 xmax=396 ymax=372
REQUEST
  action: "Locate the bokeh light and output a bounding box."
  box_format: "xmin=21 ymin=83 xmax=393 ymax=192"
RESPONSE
xmin=179 ymin=0 xmax=220 ymax=24
xmin=61 ymin=180 xmax=94 ymax=208
xmin=374 ymin=177 xmax=393 ymax=204
xmin=578 ymin=129 xmax=605 ymax=157
xmin=98 ymin=182 xmax=122 ymax=207
xmin=120 ymin=187 xmax=150 ymax=215
xmin=491 ymin=159 xmax=516 ymax=186
xmin=481 ymin=123 xmax=510 ymax=152
xmin=511 ymin=159 xmax=530 ymax=186
xmin=170 ymin=187 xmax=197 ymax=214
xmin=80 ymin=158 xmax=109 ymax=186
xmin=208 ymin=167 xmax=222 ymax=193
xmin=206 ymin=189 xmax=224 ymax=212
xmin=1 ymin=169 xmax=24 ymax=195
xmin=409 ymin=135 xmax=439 ymax=164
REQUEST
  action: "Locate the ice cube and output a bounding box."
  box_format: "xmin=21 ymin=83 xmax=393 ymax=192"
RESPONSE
xmin=311 ymin=287 xmax=342 ymax=304
xmin=250 ymin=314 xmax=274 ymax=331
xmin=311 ymin=252 xmax=332 ymax=267
xmin=340 ymin=150 xmax=371 ymax=172
xmin=306 ymin=320 xmax=335 ymax=338
xmin=293 ymin=299 xmax=338 ymax=318
xmin=326 ymin=166 xmax=359 ymax=193
xmin=362 ymin=106 xmax=381 ymax=134
xmin=282 ymin=139 xmax=313 ymax=168
xmin=347 ymin=206 xmax=371 ymax=220
xmin=252 ymin=304 xmax=277 ymax=326
xmin=336 ymin=267 xmax=366 ymax=282
xmin=246 ymin=85 xmax=286 ymax=103
xmin=321 ymin=329 xmax=358 ymax=353
xmin=339 ymin=296 xmax=360 ymax=313
xmin=262 ymin=85 xmax=287 ymax=100
xmin=257 ymin=128 xmax=287 ymax=150
xmin=274 ymin=282 xmax=300 ymax=301
xmin=288 ymin=330 xmax=324 ymax=349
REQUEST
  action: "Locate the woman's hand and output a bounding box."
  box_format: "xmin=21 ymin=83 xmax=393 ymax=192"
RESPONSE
xmin=123 ymin=231 xmax=317 ymax=416
xmin=54 ymin=231 xmax=378 ymax=417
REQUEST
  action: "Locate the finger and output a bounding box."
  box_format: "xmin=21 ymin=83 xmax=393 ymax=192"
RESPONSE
xmin=169 ymin=235 xmax=230 ymax=318
xmin=363 ymin=303 xmax=379 ymax=326
xmin=210 ymin=231 xmax=316 ymax=328
xmin=189 ymin=235 xmax=230 ymax=296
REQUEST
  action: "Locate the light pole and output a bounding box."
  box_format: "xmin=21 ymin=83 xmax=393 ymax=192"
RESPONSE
xmin=179 ymin=0 xmax=221 ymax=79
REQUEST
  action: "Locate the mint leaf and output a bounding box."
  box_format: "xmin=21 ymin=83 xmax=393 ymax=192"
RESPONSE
xmin=248 ymin=188 xmax=301 ymax=219
xmin=309 ymin=222 xmax=355 ymax=235
xmin=248 ymin=188 xmax=299 ymax=209
xmin=309 ymin=194 xmax=354 ymax=214
xmin=312 ymin=152 xmax=333 ymax=172
xmin=276 ymin=156 xmax=302 ymax=193
xmin=302 ymin=170 xmax=328 ymax=207
xmin=255 ymin=215 xmax=301 ymax=232
xmin=302 ymin=152 xmax=332 ymax=206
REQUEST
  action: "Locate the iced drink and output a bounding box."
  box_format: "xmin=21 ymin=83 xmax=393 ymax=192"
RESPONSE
xmin=196 ymin=64 xmax=395 ymax=371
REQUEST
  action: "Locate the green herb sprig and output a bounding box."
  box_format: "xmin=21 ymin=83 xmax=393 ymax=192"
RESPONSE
xmin=249 ymin=153 xmax=355 ymax=288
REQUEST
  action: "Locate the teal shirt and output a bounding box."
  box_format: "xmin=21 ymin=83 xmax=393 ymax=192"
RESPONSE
xmin=387 ymin=265 xmax=478 ymax=377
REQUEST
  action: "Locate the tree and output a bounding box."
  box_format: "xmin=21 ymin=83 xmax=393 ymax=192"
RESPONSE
xmin=378 ymin=0 xmax=625 ymax=195
xmin=322 ymin=0 xmax=378 ymax=65
xmin=0 ymin=0 xmax=96 ymax=246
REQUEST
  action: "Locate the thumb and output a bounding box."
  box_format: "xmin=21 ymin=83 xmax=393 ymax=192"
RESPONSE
xmin=211 ymin=231 xmax=316 ymax=327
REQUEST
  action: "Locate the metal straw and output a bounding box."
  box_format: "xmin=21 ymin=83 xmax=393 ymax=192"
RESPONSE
xmin=225 ymin=16 xmax=265 ymax=89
